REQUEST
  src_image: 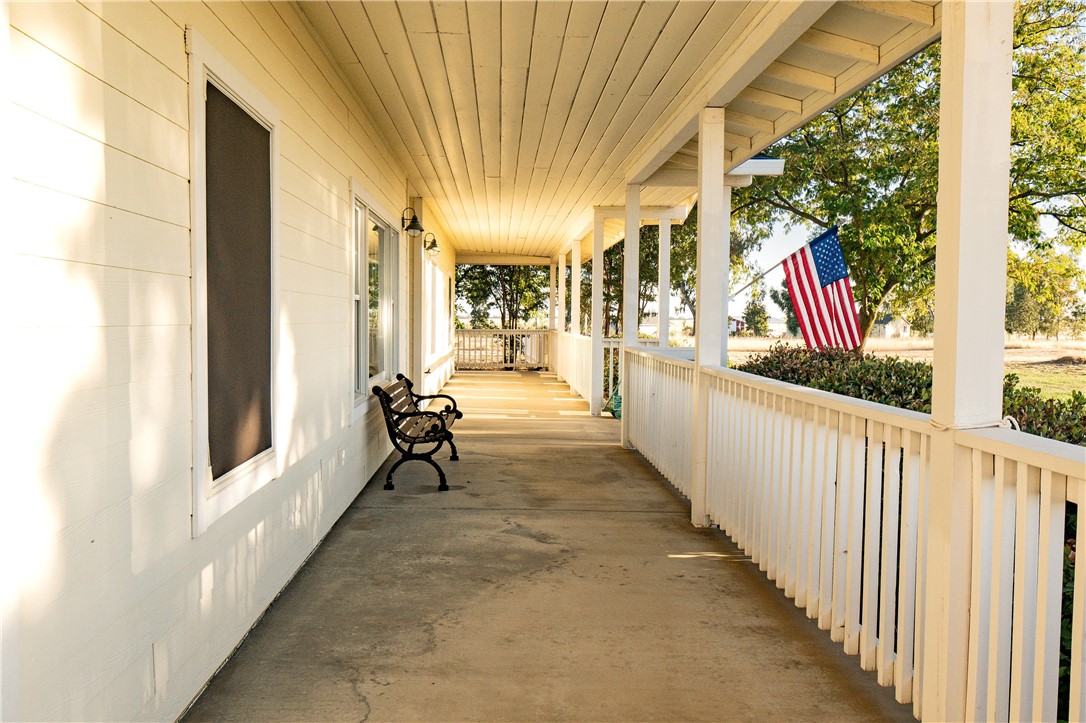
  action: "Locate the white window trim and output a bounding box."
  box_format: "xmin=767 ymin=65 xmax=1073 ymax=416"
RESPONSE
xmin=349 ymin=178 xmax=400 ymax=423
xmin=187 ymin=28 xmax=281 ymax=536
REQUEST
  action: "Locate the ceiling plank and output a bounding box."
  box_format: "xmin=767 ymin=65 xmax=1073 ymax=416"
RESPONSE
xmin=796 ymin=27 xmax=880 ymax=64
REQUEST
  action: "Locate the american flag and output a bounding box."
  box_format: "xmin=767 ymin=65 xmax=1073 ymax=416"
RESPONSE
xmin=782 ymin=226 xmax=862 ymax=350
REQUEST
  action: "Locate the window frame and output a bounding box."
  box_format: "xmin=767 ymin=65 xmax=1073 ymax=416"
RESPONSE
xmin=349 ymin=179 xmax=399 ymax=422
xmin=187 ymin=28 xmax=281 ymax=536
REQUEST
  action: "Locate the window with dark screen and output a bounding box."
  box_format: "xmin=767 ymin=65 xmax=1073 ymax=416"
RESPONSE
xmin=204 ymin=82 xmax=272 ymax=480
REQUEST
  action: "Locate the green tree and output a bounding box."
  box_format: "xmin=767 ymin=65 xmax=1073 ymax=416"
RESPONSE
xmin=1006 ymin=280 xmax=1044 ymax=337
xmin=768 ymin=280 xmax=800 ymax=337
xmin=668 ymin=202 xmax=769 ymax=330
xmin=730 ymin=0 xmax=1086 ymax=341
xmin=1007 ymin=243 xmax=1086 ymax=338
xmin=455 ymin=264 xmax=549 ymax=329
xmin=742 ymin=281 xmax=770 ymax=336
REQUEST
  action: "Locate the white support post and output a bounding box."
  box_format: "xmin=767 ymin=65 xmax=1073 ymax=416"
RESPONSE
xmin=620 ymin=185 xmax=640 ymax=447
xmin=658 ymin=219 xmax=671 ymax=347
xmin=557 ymin=252 xmax=567 ymax=334
xmin=410 ymin=196 xmax=425 ymax=383
xmin=571 ymin=241 xmax=581 ymax=336
xmin=549 ymin=263 xmax=556 ymax=329
xmin=921 ymin=3 xmax=1013 ymax=721
xmin=591 ymin=210 xmax=605 ymax=416
xmin=690 ymin=107 xmax=728 ymax=528
xmin=623 ymin=185 xmax=641 ymax=346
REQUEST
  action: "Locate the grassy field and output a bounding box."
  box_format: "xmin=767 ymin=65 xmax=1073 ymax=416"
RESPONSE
xmin=1005 ymin=358 xmax=1085 ymax=401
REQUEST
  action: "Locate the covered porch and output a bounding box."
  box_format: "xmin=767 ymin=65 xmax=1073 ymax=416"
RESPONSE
xmin=183 ymin=371 xmax=909 ymax=721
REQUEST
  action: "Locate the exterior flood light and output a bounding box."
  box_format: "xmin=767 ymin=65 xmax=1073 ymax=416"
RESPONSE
xmin=401 ymin=207 xmax=424 ymax=237
xmin=423 ymin=233 xmax=440 ymax=256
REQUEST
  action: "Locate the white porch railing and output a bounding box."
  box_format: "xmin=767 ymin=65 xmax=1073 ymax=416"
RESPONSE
xmin=624 ymin=346 xmax=1085 ymax=721
xmin=454 ymin=329 xmax=548 ymax=370
xmin=546 ymin=331 xmax=624 ymax=411
xmin=548 ymin=331 xmax=592 ymax=401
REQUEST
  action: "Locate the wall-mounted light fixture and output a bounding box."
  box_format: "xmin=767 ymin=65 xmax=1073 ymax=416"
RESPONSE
xmin=401 ymin=207 xmax=424 ymax=237
xmin=423 ymin=232 xmax=440 ymax=257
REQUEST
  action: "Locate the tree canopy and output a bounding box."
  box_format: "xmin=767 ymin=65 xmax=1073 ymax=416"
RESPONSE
xmin=456 ymin=264 xmax=549 ymax=329
xmin=732 ymin=0 xmax=1086 ymax=340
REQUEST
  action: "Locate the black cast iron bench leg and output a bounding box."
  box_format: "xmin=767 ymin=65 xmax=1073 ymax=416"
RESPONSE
xmin=384 ymin=454 xmax=449 ymax=491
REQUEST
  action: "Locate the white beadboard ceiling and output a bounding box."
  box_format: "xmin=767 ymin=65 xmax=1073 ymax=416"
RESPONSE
xmin=300 ymin=1 xmax=940 ymax=260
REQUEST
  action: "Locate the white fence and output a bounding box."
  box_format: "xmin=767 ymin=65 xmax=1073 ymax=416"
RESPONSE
xmin=623 ymin=346 xmax=1084 ymax=721
xmin=454 ymin=329 xmax=548 ymax=370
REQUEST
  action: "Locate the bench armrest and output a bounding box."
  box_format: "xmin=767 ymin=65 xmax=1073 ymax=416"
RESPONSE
xmin=414 ymin=392 xmax=462 ymax=419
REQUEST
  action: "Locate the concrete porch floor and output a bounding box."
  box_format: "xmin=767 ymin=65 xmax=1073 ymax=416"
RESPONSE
xmin=183 ymin=371 xmax=911 ymax=722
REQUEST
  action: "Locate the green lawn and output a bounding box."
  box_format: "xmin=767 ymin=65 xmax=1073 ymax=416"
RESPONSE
xmin=1005 ymin=360 xmax=1086 ymax=401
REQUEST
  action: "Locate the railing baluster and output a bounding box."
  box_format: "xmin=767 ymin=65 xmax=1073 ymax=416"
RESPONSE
xmin=895 ymin=429 xmax=921 ymax=704
xmin=795 ymin=403 xmax=815 ymax=608
xmin=807 ymin=406 xmax=828 ymax=619
xmin=1070 ymin=487 xmax=1085 ymax=722
xmin=860 ymin=419 xmax=883 ymax=671
xmin=830 ymin=412 xmax=851 ymax=643
xmin=818 ymin=409 xmax=840 ymax=631
xmin=844 ymin=414 xmax=866 ymax=656
xmin=967 ymin=448 xmax=997 ymax=718
xmin=985 ymin=455 xmax=1015 ymax=720
xmin=1009 ymin=463 xmax=1041 ymax=718
xmin=878 ymin=425 xmax=902 ymax=685
xmin=1031 ymin=469 xmax=1066 ymax=722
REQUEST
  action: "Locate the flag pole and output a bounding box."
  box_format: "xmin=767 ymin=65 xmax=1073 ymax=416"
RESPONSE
xmin=728 ymin=225 xmax=837 ymax=300
xmin=728 ymin=257 xmax=787 ymax=300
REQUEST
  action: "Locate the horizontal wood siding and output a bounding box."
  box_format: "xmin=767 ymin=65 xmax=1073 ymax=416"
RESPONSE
xmin=8 ymin=1 xmax=409 ymax=719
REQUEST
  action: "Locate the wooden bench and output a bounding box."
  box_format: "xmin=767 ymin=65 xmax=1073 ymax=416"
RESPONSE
xmin=372 ymin=373 xmax=462 ymax=491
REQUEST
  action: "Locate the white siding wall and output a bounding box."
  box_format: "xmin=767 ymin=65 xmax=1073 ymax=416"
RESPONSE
xmin=5 ymin=2 xmax=411 ymax=719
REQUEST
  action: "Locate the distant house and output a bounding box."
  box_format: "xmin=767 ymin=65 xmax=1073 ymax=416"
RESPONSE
xmin=870 ymin=314 xmax=912 ymax=338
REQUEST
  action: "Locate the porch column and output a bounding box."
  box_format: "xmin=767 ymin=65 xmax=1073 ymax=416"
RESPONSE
xmin=557 ymin=251 xmax=566 ymax=333
xmin=922 ymin=3 xmax=1013 ymax=721
xmin=571 ymin=241 xmax=581 ymax=335
xmin=658 ymin=219 xmax=671 ymax=347
xmin=548 ymin=263 xmax=556 ymax=329
xmin=622 ymin=184 xmax=641 ymax=346
xmin=590 ymin=210 xmax=605 ymax=415
xmin=690 ymin=107 xmax=728 ymax=527
xmin=620 ymin=184 xmax=640 ymax=448
xmin=410 ymin=195 xmax=425 ymax=383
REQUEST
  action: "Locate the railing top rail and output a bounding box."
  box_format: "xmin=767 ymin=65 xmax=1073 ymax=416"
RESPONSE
xmin=625 ymin=346 xmax=697 ymax=369
xmin=702 ymin=365 xmax=932 ymax=433
xmin=456 ymin=328 xmax=549 ymax=335
xmin=954 ymin=426 xmax=1085 ymax=481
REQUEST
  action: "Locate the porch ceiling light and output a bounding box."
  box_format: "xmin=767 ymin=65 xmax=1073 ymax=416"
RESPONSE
xmin=402 ymin=207 xmax=424 ymax=237
xmin=423 ymin=232 xmax=440 ymax=256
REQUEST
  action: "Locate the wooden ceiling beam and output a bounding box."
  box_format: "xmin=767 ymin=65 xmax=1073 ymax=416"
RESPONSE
xmin=736 ymin=87 xmax=803 ymax=114
xmin=726 ymin=110 xmax=775 ymax=134
xmin=848 ymin=1 xmax=936 ymax=27
xmin=761 ymin=61 xmax=837 ymax=93
xmin=797 ymin=28 xmax=880 ymax=64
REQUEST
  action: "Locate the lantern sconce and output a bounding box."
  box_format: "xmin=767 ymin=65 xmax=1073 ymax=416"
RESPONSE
xmin=401 ymin=207 xmax=424 ymax=237
xmin=423 ymin=232 xmax=440 ymax=257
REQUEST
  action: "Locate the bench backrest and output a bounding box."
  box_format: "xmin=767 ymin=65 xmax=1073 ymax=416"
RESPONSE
xmin=377 ymin=377 xmax=420 ymax=417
